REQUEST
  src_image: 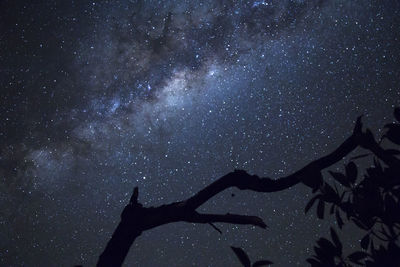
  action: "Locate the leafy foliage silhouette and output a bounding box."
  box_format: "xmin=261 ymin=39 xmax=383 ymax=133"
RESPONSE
xmin=230 ymin=246 xmax=273 ymax=267
xmin=96 ymin=108 xmax=400 ymax=267
xmin=305 ymin=107 xmax=400 ymax=267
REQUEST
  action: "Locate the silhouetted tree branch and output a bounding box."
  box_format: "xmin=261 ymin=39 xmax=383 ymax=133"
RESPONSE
xmin=97 ymin=116 xmax=392 ymax=267
xmin=184 ymin=212 xmax=267 ymax=228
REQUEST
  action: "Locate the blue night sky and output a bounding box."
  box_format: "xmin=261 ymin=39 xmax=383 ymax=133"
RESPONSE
xmin=1 ymin=0 xmax=399 ymax=266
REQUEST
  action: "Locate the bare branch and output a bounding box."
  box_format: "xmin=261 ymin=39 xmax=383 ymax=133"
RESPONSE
xmin=183 ymin=212 xmax=267 ymax=229
xmin=185 ymin=132 xmax=360 ymax=210
xmin=98 ymin=117 xmax=394 ymax=266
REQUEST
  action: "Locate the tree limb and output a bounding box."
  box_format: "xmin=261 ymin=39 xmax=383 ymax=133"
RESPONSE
xmin=184 ymin=212 xmax=267 ymax=229
xmin=185 ymin=118 xmax=363 ymax=210
xmin=97 ymin=117 xmax=389 ymax=266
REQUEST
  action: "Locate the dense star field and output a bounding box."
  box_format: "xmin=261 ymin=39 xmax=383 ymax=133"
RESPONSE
xmin=1 ymin=0 xmax=400 ymax=266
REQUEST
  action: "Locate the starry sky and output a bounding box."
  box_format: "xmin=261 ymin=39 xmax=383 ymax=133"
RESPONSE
xmin=1 ymin=0 xmax=400 ymax=266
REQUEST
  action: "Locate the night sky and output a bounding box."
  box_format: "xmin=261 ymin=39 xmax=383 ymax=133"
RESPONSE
xmin=1 ymin=0 xmax=400 ymax=266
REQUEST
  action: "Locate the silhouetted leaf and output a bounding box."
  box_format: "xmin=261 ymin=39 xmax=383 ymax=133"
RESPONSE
xmin=345 ymin=162 xmax=358 ymax=184
xmin=314 ymin=246 xmax=326 ymax=260
xmin=252 ymin=260 xmax=273 ymax=266
xmin=384 ymin=123 xmax=400 ymax=145
xmin=317 ymin=238 xmax=336 ymax=254
xmin=231 ymin=246 xmax=251 ymax=267
xmin=348 ymin=251 xmax=368 ymax=264
xmin=361 ymin=234 xmax=370 ymax=250
xmin=352 ymin=218 xmax=368 ymax=231
xmin=384 ymin=194 xmax=397 ymax=218
xmin=394 ymin=107 xmax=400 ymax=123
xmin=385 ymin=149 xmax=400 ymax=155
xmin=341 ymin=201 xmax=353 ymax=220
xmin=329 ymin=171 xmax=350 ymax=187
xmin=322 ymin=183 xmax=339 ymax=203
xmin=339 ymin=191 xmax=346 ymax=202
xmin=330 ymin=204 xmax=335 ymax=215
xmin=330 ymin=227 xmax=342 ymax=253
xmin=335 ymin=210 xmax=344 ymax=229
xmin=305 ymin=194 xmax=321 ymax=214
xmin=317 ymin=200 xmax=325 ymax=219
xmin=373 ymin=157 xmax=382 ymax=170
xmin=378 ymin=223 xmax=390 ymax=238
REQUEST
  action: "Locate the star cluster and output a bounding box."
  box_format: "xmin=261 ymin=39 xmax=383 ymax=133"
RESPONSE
xmin=1 ymin=0 xmax=400 ymax=266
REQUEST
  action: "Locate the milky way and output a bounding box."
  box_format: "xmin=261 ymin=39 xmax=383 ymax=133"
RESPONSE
xmin=1 ymin=0 xmax=400 ymax=266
